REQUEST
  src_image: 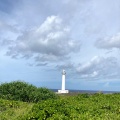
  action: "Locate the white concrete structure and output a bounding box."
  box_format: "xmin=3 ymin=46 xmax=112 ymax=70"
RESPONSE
xmin=58 ymin=70 xmax=69 ymax=93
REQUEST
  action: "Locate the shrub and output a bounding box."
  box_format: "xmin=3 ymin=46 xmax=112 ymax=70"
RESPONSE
xmin=18 ymin=99 xmax=79 ymax=120
xmin=0 ymin=99 xmax=20 ymax=112
xmin=0 ymin=81 xmax=57 ymax=102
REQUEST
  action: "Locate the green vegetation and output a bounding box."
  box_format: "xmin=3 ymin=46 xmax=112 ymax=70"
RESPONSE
xmin=0 ymin=81 xmax=57 ymax=102
xmin=0 ymin=81 xmax=120 ymax=120
xmin=0 ymin=98 xmax=33 ymax=120
xmin=18 ymin=93 xmax=120 ymax=120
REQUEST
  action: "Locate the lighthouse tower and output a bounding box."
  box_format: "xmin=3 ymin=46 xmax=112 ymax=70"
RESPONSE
xmin=58 ymin=70 xmax=69 ymax=93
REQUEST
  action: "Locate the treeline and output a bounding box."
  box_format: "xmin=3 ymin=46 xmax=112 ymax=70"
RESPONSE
xmin=0 ymin=81 xmax=57 ymax=102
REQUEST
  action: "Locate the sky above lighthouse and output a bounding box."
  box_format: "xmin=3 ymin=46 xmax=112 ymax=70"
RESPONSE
xmin=0 ymin=0 xmax=120 ymax=91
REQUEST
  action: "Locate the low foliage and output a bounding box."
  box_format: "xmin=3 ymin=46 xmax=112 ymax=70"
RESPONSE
xmin=19 ymin=93 xmax=120 ymax=120
xmin=0 ymin=81 xmax=57 ymax=102
xmin=0 ymin=98 xmax=33 ymax=120
xmin=0 ymin=81 xmax=120 ymax=119
xmin=0 ymin=98 xmax=20 ymax=112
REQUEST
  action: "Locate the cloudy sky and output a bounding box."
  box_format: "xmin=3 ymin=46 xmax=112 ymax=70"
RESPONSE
xmin=0 ymin=0 xmax=120 ymax=91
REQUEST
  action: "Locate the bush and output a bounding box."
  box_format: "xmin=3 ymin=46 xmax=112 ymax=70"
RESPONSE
xmin=0 ymin=81 xmax=57 ymax=102
xmin=1 ymin=92 xmax=120 ymax=119
xmin=18 ymin=99 xmax=79 ymax=120
xmin=0 ymin=99 xmax=20 ymax=112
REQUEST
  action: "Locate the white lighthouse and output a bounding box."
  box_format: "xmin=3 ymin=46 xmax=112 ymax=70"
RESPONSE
xmin=58 ymin=70 xmax=69 ymax=93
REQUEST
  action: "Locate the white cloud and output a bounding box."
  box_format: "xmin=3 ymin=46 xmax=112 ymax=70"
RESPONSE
xmin=95 ymin=33 xmax=120 ymax=49
xmin=91 ymin=71 xmax=98 ymax=77
xmin=76 ymin=56 xmax=120 ymax=79
xmin=77 ymin=56 xmax=101 ymax=74
xmin=1 ymin=0 xmax=120 ymax=88
xmin=5 ymin=16 xmax=81 ymax=62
